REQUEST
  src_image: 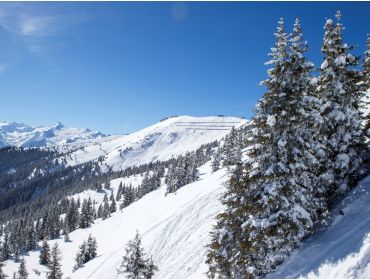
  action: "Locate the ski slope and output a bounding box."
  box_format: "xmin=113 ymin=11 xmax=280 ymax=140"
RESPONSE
xmin=59 ymin=116 xmax=246 ymax=171
xmin=2 ymin=164 xmax=370 ymax=279
xmin=2 ymin=162 xmax=228 ymax=279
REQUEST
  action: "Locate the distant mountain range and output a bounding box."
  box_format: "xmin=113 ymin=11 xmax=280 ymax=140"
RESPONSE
xmin=0 ymin=121 xmax=106 ymax=148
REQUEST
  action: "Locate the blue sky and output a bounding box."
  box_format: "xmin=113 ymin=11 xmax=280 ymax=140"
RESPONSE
xmin=0 ymin=2 xmax=369 ymax=134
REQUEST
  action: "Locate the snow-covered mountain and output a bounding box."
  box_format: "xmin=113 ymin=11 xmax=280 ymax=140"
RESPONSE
xmin=1 ymin=115 xmax=368 ymax=279
xmin=0 ymin=121 xmax=106 ymax=148
xmin=2 ymin=158 xmax=370 ymax=279
xmin=58 ymin=116 xmax=247 ymax=171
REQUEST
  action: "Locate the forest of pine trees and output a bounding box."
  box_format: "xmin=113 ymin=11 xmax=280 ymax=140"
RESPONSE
xmin=0 ymin=141 xmax=218 ymax=278
xmin=207 ymin=12 xmax=369 ymax=278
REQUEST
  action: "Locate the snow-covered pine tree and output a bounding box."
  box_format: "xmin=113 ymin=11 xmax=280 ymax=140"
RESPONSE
xmin=47 ymin=243 xmax=63 ymax=279
xmin=17 ymin=258 xmax=28 ymax=279
xmin=207 ymin=18 xmax=325 ymax=278
xmin=363 ymin=34 xmax=370 ymax=131
xmin=0 ymin=259 xmax=7 ymax=279
xmin=211 ymin=149 xmax=222 ymax=172
xmin=102 ymin=194 xmax=111 ymax=220
xmin=73 ymin=241 xmax=87 ymax=271
xmin=64 ymin=232 xmax=71 ymax=242
xmin=110 ymin=192 xmax=117 ymax=213
xmin=117 ymin=231 xmax=158 ymax=279
xmin=73 ymin=235 xmax=97 ymax=271
xmin=65 ymin=198 xmax=79 ymax=232
xmin=39 ymin=241 xmax=50 ymax=266
xmin=116 ymin=182 xmax=123 ymax=201
xmin=222 ymin=127 xmax=242 ymax=168
xmin=143 ymin=256 xmax=158 ymax=279
xmin=86 ymin=234 xmax=98 ymax=261
xmin=1 ymin=232 xmax=11 ymax=261
xmin=26 ymin=226 xmax=38 ymax=251
xmin=206 ymin=163 xmax=245 ymax=278
xmin=317 ymin=11 xmax=367 ymax=197
xmin=79 ymin=197 xmax=94 ymax=228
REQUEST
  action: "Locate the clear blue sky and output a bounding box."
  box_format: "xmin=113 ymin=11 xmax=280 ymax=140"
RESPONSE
xmin=0 ymin=2 xmax=369 ymax=134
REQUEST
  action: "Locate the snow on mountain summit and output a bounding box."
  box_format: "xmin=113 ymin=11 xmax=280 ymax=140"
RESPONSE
xmin=0 ymin=121 xmax=106 ymax=148
xmin=61 ymin=115 xmax=247 ymax=171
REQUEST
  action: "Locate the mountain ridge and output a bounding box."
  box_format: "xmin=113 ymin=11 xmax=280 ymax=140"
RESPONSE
xmin=0 ymin=120 xmax=106 ymax=148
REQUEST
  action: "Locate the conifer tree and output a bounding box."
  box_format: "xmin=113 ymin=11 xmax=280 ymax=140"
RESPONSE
xmin=0 ymin=259 xmax=7 ymax=279
xmin=26 ymin=226 xmax=38 ymax=251
xmin=65 ymin=199 xmax=79 ymax=232
xmin=73 ymin=241 xmax=87 ymax=271
xmin=64 ymin=232 xmax=71 ymax=243
xmin=117 ymin=231 xmax=158 ymax=279
xmin=39 ymin=241 xmax=50 ymax=266
xmin=143 ymin=256 xmax=158 ymax=279
xmin=211 ymin=150 xmax=222 ymax=172
xmin=222 ymin=127 xmax=242 ymax=168
xmin=363 ymin=34 xmax=370 ymax=131
xmin=110 ymin=193 xmax=117 ymax=214
xmin=2 ymin=232 xmax=11 ymax=261
xmin=86 ymin=234 xmax=98 ymax=261
xmin=17 ymin=259 xmax=28 ymax=279
xmin=47 ymin=243 xmax=62 ymax=279
xmin=206 ymin=163 xmax=244 ymax=278
xmin=317 ymin=11 xmax=366 ymax=197
xmin=102 ymin=195 xmax=111 ymax=220
xmin=73 ymin=235 xmax=97 ymax=271
xmin=207 ymin=18 xmax=325 ymax=278
xmin=79 ymin=198 xmax=94 ymax=228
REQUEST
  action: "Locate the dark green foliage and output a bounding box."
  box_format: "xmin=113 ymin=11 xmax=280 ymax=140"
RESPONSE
xmin=0 ymin=259 xmax=7 ymax=279
xmin=39 ymin=241 xmax=50 ymax=266
xmin=47 ymin=243 xmax=63 ymax=279
xmin=18 ymin=258 xmax=28 ymax=279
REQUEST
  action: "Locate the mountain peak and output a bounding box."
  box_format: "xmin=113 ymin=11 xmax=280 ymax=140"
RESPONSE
xmin=53 ymin=121 xmax=64 ymax=130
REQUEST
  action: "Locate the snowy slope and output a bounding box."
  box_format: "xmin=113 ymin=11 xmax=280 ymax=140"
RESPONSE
xmin=59 ymin=116 xmax=246 ymax=171
xmin=0 ymin=121 xmax=106 ymax=148
xmin=2 ymin=162 xmax=228 ymax=279
xmin=268 ymin=174 xmax=370 ymax=279
xmin=2 ymin=161 xmax=370 ymax=279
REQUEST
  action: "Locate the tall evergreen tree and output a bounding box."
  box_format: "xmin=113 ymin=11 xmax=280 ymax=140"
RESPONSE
xmin=17 ymin=259 xmax=28 ymax=279
xmin=26 ymin=226 xmax=38 ymax=251
xmin=2 ymin=232 xmax=11 ymax=261
xmin=47 ymin=243 xmax=63 ymax=279
xmin=317 ymin=11 xmax=366 ymax=197
xmin=207 ymin=18 xmax=325 ymax=278
xmin=117 ymin=231 xmax=158 ymax=279
xmin=363 ymin=34 xmax=370 ymax=131
xmin=110 ymin=193 xmax=117 ymax=214
xmin=211 ymin=149 xmax=222 ymax=172
xmin=86 ymin=234 xmax=98 ymax=261
xmin=73 ymin=241 xmax=87 ymax=271
xmin=222 ymin=127 xmax=242 ymax=168
xmin=0 ymin=259 xmax=7 ymax=279
xmin=65 ymin=199 xmax=80 ymax=232
xmin=79 ymin=198 xmax=94 ymax=228
xmin=39 ymin=241 xmax=50 ymax=266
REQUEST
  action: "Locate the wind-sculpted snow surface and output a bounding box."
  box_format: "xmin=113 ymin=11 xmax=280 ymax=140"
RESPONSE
xmin=268 ymin=174 xmax=370 ymax=279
